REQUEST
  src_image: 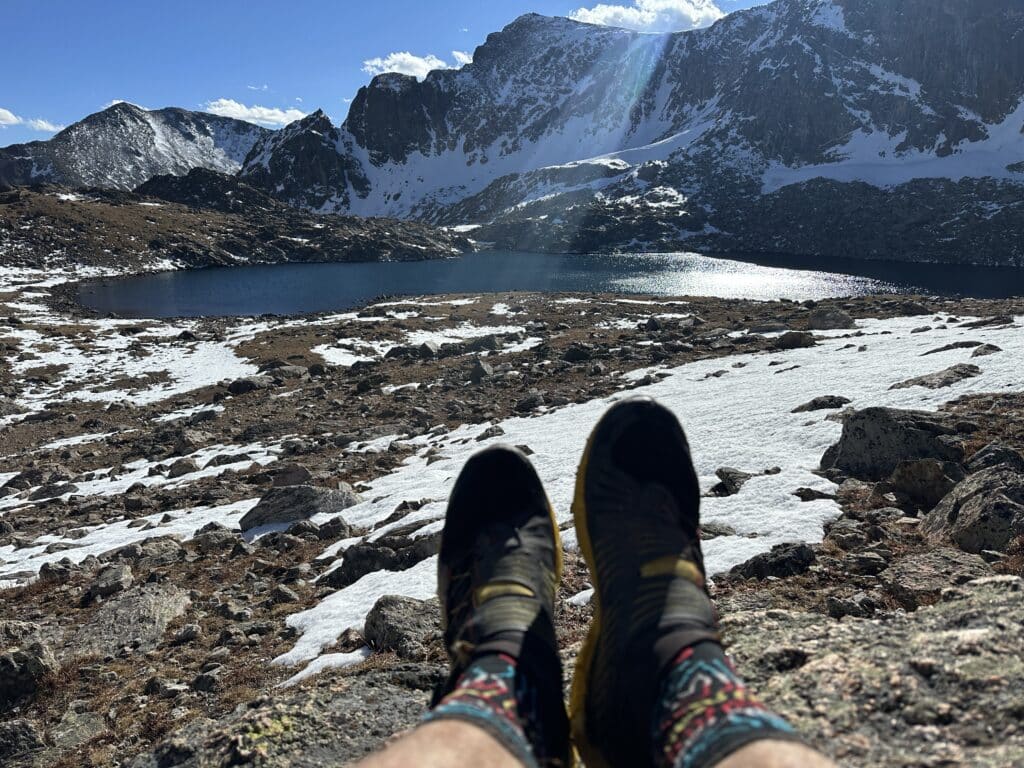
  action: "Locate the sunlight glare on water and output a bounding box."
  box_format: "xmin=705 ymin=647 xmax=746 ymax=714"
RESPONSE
xmin=611 ymin=253 xmax=896 ymax=301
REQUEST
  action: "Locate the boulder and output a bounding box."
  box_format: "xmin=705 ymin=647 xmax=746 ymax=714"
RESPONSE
xmin=0 ymin=643 xmax=58 ymax=709
xmin=363 ymin=595 xmax=441 ymax=661
xmin=239 ymin=484 xmax=361 ymax=532
xmin=820 ymin=407 xmax=963 ymax=480
xmin=971 ymin=343 xmax=1002 ymax=358
xmin=269 ymin=464 xmax=314 ymax=488
xmin=66 ymin=585 xmax=191 ymax=658
xmin=321 ymin=532 xmax=440 ymax=589
xmin=730 ymin=543 xmax=816 ymax=580
xmin=227 ymin=376 xmax=274 ymax=396
xmin=921 ymin=465 xmax=1024 ymax=553
xmin=710 ymin=467 xmax=754 ymax=497
xmin=469 ymin=358 xmax=493 ymax=384
xmin=878 ymin=548 xmax=992 ymax=609
xmin=83 ymin=563 xmax=133 ymax=604
xmin=964 ymin=442 xmax=1024 ymax=474
xmin=791 ymin=395 xmax=851 ymax=413
xmin=773 ymin=331 xmax=816 ymax=350
xmin=51 ymin=709 xmax=106 ymax=749
xmin=166 ymin=458 xmax=200 ymax=479
xmin=890 ymin=364 xmax=981 ymax=391
xmin=887 ymin=459 xmax=961 ymax=511
xmin=0 ymin=719 xmax=44 ymax=760
xmin=807 ymin=307 xmax=855 ymax=330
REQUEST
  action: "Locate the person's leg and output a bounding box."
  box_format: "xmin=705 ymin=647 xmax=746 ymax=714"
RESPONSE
xmin=357 ymin=720 xmax=523 ymax=768
xmin=570 ymin=397 xmax=835 ymax=768
xmin=357 ymin=446 xmax=572 ymax=768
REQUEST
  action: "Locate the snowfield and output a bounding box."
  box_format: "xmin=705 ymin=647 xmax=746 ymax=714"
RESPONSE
xmin=271 ymin=313 xmax=1024 ymax=675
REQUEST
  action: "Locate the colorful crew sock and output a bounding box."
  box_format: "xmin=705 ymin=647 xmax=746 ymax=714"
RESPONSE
xmin=653 ymin=641 xmax=803 ymax=768
xmin=424 ymin=652 xmax=564 ymax=768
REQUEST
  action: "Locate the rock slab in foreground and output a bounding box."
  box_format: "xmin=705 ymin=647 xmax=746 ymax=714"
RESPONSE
xmin=726 ymin=576 xmax=1024 ymax=767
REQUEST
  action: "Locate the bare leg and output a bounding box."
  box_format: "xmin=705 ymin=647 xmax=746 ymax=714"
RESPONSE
xmin=715 ymin=739 xmax=838 ymax=768
xmin=355 ymin=721 xmax=525 ymax=768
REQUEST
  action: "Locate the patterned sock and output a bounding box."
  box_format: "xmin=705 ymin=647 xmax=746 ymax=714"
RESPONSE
xmin=424 ymin=652 xmax=554 ymax=768
xmin=653 ymin=641 xmax=803 ymax=768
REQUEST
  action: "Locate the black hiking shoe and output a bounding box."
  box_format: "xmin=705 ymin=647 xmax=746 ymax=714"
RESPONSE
xmin=434 ymin=445 xmax=572 ymax=766
xmin=570 ymin=397 xmax=720 ymax=768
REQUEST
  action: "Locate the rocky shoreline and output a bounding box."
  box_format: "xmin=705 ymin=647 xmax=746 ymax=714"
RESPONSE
xmin=1 ymin=261 xmax=1023 ymax=766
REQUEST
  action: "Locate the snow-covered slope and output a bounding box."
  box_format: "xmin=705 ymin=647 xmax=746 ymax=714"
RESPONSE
xmin=246 ymin=0 xmax=1024 ymax=263
xmin=0 ymin=103 xmax=269 ymax=190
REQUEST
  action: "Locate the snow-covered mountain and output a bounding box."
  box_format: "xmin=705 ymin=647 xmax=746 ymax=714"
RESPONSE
xmin=3 ymin=0 xmax=1023 ymax=263
xmin=250 ymin=0 xmax=1024 ymax=264
xmin=0 ymin=102 xmax=268 ymax=190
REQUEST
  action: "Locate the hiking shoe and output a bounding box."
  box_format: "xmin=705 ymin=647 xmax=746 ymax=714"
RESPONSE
xmin=570 ymin=397 xmax=720 ymax=768
xmin=434 ymin=445 xmax=571 ymax=766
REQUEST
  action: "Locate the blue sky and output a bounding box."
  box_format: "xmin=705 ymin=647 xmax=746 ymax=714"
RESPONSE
xmin=1 ymin=0 xmax=764 ymax=147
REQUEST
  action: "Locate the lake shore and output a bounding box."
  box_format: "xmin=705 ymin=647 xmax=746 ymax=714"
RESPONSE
xmin=2 ymin=257 xmax=1024 ymax=765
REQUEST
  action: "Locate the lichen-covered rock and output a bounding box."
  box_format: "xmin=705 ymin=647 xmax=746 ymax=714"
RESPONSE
xmin=921 ymin=465 xmax=1024 ymax=553
xmin=877 ymin=548 xmax=992 ymax=609
xmin=821 ymin=407 xmax=963 ymax=480
xmin=364 ymin=596 xmax=442 ymax=661
xmin=725 ymin=577 xmax=1024 ymax=766
xmin=0 ymin=643 xmax=58 ymax=709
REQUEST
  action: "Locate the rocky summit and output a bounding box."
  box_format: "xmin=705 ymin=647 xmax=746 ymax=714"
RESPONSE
xmin=4 ymin=0 xmax=1023 ymax=264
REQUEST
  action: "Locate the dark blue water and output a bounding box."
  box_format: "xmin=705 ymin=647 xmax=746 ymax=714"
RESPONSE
xmin=77 ymin=251 xmax=1024 ymax=318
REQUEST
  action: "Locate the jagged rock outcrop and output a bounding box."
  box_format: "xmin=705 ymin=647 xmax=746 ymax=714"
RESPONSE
xmin=239 ymin=110 xmax=369 ymax=211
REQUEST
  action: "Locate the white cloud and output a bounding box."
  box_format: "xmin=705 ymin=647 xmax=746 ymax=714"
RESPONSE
xmin=103 ymin=99 xmax=145 ymax=109
xmin=202 ymin=98 xmax=307 ymax=128
xmin=27 ymin=118 xmax=65 ymax=132
xmin=0 ymin=107 xmax=64 ymax=132
xmin=569 ymin=0 xmax=724 ymax=33
xmin=247 ymin=84 xmax=269 ymax=92
xmin=295 ymin=97 xmax=303 ymax=103
xmin=361 ymin=50 xmax=473 ymax=81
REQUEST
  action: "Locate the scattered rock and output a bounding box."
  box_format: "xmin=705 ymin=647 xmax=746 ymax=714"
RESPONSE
xmin=363 ymin=595 xmax=442 ymax=661
xmin=731 ymin=543 xmax=816 ymax=580
xmin=878 ymin=548 xmax=992 ymax=609
xmin=890 ymin=363 xmax=982 ymax=390
xmin=239 ymin=484 xmax=361 ymax=532
xmin=0 ymin=719 xmax=44 ymax=760
xmin=807 ymin=307 xmax=855 ymax=330
xmin=791 ymin=395 xmax=851 ymax=413
xmin=0 ymin=643 xmax=58 ymax=710
xmin=710 ymin=467 xmax=754 ymax=497
xmin=971 ymin=343 xmax=1002 ymax=357
xmin=773 ymin=331 xmax=816 ymax=350
xmin=321 ymin=532 xmax=440 ymax=589
xmin=84 ymin=563 xmax=134 ymax=604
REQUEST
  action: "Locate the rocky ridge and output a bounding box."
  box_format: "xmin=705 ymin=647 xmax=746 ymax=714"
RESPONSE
xmin=4 ymin=0 xmax=1023 ymax=264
